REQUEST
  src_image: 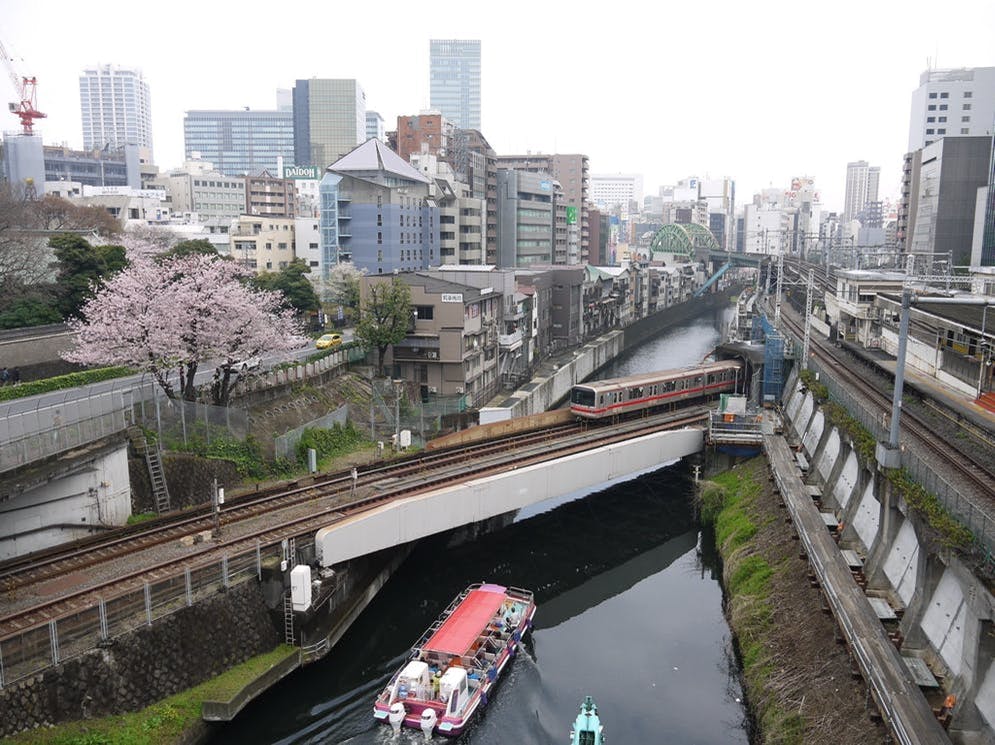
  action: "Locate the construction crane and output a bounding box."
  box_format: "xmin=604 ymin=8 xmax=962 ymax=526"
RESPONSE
xmin=0 ymin=37 xmax=45 ymax=135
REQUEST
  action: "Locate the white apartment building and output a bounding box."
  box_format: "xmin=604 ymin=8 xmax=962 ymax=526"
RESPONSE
xmin=591 ymin=173 xmax=643 ymax=220
xmin=147 ymin=157 xmax=245 ymax=232
xmin=908 ymin=67 xmax=995 ymax=152
xmin=79 ymin=65 xmax=154 ymax=155
xmin=294 ymin=217 xmax=321 ymax=273
xmin=843 ymin=161 xmax=880 ymax=224
xmin=230 ymin=216 xmax=295 ymax=273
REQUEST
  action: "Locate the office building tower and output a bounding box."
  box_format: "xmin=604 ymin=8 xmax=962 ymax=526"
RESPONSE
xmin=366 ymin=111 xmax=385 ymax=142
xmin=429 ymin=40 xmax=481 ymax=131
xmin=79 ymin=65 xmax=153 ymax=155
xmin=908 ymin=67 xmax=995 ymax=152
xmin=495 ymin=170 xmax=554 ymax=268
xmin=293 ymin=79 xmax=366 ymax=170
xmin=591 ymin=174 xmax=643 ymax=221
xmin=843 ymin=161 xmax=880 ymax=224
xmin=184 ymin=98 xmax=294 ymax=177
xmin=496 ymin=154 xmax=590 ymax=263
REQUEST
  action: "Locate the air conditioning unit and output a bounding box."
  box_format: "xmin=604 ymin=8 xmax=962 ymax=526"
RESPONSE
xmin=428 ymin=386 xmax=438 ymax=394
xmin=426 ymin=351 xmax=438 ymax=359
xmin=455 ymin=387 xmax=464 ymax=394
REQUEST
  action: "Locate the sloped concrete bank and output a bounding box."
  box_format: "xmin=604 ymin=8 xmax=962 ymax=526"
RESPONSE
xmin=780 ymin=366 xmax=995 ymax=744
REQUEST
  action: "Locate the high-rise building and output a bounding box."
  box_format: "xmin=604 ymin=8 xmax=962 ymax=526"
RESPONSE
xmin=495 ymin=154 xmax=590 ymax=264
xmin=495 ymin=170 xmax=554 ymax=268
xmin=907 ymin=136 xmax=992 ymax=266
xmin=79 ymin=65 xmax=153 ymax=155
xmin=908 ymin=67 xmax=995 ymax=152
xmin=591 ymin=174 xmax=643 ymax=221
xmin=396 ymin=112 xmax=455 ymax=163
xmin=843 ymin=161 xmax=880 ymax=224
xmin=429 ymin=40 xmax=481 ymax=131
xmin=293 ymin=79 xmax=366 ymax=170
xmin=183 ymin=97 xmax=294 ymax=177
xmin=366 ymin=111 xmax=385 ymax=142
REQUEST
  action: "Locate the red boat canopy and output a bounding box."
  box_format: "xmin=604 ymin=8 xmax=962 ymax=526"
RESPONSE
xmin=424 ymin=585 xmax=506 ymax=656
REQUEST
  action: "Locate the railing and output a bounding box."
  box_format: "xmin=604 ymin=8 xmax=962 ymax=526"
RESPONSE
xmin=0 ymin=386 xmax=135 ymax=474
xmin=0 ymin=539 xmax=281 ymax=690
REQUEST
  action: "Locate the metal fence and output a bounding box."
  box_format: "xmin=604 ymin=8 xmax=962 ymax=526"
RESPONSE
xmin=274 ymin=405 xmax=349 ymax=460
xmin=0 ymin=537 xmax=295 ymax=690
xmin=132 ymin=381 xmax=249 ymax=449
xmin=808 ymin=357 xmax=995 ymax=562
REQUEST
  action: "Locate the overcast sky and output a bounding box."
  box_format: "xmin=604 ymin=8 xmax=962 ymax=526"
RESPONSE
xmin=3 ymin=0 xmax=993 ymax=212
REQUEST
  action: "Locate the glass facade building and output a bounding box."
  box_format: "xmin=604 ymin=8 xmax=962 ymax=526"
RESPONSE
xmin=79 ymin=65 xmax=153 ymax=154
xmin=293 ymin=79 xmax=366 ymax=171
xmin=429 ymin=40 xmax=481 ymax=131
xmin=183 ymin=110 xmax=294 ymax=177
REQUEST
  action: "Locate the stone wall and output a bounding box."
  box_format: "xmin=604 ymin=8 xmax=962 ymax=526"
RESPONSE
xmin=129 ymin=452 xmax=242 ymax=513
xmin=0 ymin=581 xmax=279 ymax=738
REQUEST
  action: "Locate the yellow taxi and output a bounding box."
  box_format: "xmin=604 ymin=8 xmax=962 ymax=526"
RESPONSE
xmin=315 ymin=333 xmax=343 ymax=349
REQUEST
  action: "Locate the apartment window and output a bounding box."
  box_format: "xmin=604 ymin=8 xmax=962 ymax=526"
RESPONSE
xmin=963 ymin=103 xmax=972 ymax=111
xmin=938 ymin=116 xmax=946 ymax=122
xmin=937 ymin=128 xmax=946 ymax=134
xmin=415 ymin=305 xmax=434 ymax=320
xmin=265 ymin=261 xmax=272 ymax=269
xmin=928 ymin=104 xmax=936 ymax=111
xmin=377 ymin=195 xmax=382 ymax=207
xmin=964 ymin=91 xmax=973 ymax=98
xmin=265 ymin=242 xmax=272 ymax=250
xmin=377 ymin=215 xmax=382 ymax=226
xmin=961 ymin=128 xmax=970 ymax=134
xmin=377 ymin=232 xmax=382 ymax=244
xmin=928 ymin=92 xmax=937 ymax=99
xmin=939 ymin=92 xmax=948 ymax=99
xmin=309 ymin=242 xmax=318 ymax=250
xmin=927 ymin=116 xmax=935 ymax=123
xmin=939 ymin=104 xmax=947 ymax=110
xmin=962 ymin=116 xmax=971 ymax=122
xmin=278 ymin=242 xmax=287 ymax=249
xmin=926 ymin=128 xmax=935 ymax=135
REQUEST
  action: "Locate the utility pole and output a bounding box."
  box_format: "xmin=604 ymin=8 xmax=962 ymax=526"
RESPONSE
xmin=774 ymin=251 xmax=784 ymax=328
xmin=802 ymin=269 xmax=814 ymax=370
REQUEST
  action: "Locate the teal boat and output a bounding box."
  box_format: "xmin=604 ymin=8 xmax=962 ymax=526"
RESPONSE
xmin=570 ymin=695 xmax=605 ymax=744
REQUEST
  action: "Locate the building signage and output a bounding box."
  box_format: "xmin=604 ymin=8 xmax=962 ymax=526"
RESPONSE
xmin=283 ymin=165 xmax=320 ymax=180
xmin=441 ymin=293 xmax=463 ymax=303
xmin=566 ymin=206 xmax=577 ymax=225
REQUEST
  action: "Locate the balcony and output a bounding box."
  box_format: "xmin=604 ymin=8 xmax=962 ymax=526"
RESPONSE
xmin=499 ymin=329 xmax=523 ymax=351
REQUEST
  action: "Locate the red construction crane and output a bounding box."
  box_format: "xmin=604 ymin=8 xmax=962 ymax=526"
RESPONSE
xmin=0 ymin=37 xmax=45 ymax=135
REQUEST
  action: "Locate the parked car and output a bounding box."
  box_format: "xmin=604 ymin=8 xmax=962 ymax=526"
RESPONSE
xmin=315 ymin=333 xmax=343 ymax=349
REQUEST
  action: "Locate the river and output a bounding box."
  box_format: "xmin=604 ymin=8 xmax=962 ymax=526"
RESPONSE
xmin=213 ymin=305 xmax=748 ymax=745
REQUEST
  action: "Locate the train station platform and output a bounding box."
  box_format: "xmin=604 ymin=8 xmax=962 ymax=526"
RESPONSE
xmin=764 ymin=432 xmax=948 ymax=744
xmin=840 ymin=340 xmax=995 ymax=434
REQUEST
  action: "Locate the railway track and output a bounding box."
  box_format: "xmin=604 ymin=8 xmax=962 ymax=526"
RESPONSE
xmin=0 ymin=409 xmax=706 ymax=639
xmin=779 ymin=309 xmax=995 ymax=503
xmin=0 ymin=422 xmax=583 ymax=592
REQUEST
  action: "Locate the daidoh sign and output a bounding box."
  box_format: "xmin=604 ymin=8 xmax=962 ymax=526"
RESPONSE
xmin=282 ymin=165 xmax=321 ymax=180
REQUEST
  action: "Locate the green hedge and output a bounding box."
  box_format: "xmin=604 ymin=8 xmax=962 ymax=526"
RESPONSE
xmin=0 ymin=366 xmax=133 ymax=401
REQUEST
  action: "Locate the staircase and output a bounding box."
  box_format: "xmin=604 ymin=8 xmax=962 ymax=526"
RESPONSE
xmin=128 ymin=427 xmax=171 ymax=514
xmin=977 ymin=392 xmax=995 ymax=414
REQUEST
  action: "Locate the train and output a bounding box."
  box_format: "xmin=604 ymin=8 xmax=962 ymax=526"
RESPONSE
xmin=569 ymin=360 xmax=744 ymax=419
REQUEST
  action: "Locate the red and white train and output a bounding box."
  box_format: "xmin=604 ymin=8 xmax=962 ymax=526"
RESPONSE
xmin=569 ymin=360 xmax=744 ymax=419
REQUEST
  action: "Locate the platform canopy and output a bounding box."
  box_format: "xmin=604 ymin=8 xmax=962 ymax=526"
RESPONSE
xmin=424 ymin=585 xmax=506 ymax=656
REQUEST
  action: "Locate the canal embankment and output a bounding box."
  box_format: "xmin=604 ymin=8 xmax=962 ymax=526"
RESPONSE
xmin=699 ymin=458 xmax=890 ymax=745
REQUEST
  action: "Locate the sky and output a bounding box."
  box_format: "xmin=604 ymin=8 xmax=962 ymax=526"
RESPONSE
xmin=3 ymin=0 xmax=994 ymax=213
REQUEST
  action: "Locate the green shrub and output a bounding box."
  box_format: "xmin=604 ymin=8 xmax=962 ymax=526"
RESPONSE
xmin=296 ymin=422 xmax=365 ymax=464
xmin=0 ymin=366 xmax=133 ymax=401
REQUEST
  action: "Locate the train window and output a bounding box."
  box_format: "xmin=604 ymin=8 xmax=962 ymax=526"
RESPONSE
xmin=571 ymin=388 xmax=596 ymax=406
xmin=628 ymin=386 xmax=643 ymax=399
xmin=708 ymin=374 xmax=715 ymax=384
xmin=664 ymin=381 xmax=675 ymax=392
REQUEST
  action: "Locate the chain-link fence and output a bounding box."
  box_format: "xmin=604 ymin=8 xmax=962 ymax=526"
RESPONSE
xmin=132 ymin=380 xmax=249 ymax=449
xmin=274 ymin=405 xmax=349 ymax=460
xmin=363 ymin=379 xmax=476 ymax=450
xmin=808 ymin=357 xmax=995 ymax=563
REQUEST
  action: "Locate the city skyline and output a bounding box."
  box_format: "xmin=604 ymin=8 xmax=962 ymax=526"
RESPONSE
xmin=3 ymin=0 xmax=993 ymax=214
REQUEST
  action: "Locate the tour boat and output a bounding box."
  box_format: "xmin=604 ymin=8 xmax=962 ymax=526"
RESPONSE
xmin=373 ymin=582 xmax=536 ymax=737
xmin=570 ymin=696 xmax=606 ymax=745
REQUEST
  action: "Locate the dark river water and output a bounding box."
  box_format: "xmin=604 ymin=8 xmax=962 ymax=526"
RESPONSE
xmin=214 ymin=306 xmax=748 ymax=745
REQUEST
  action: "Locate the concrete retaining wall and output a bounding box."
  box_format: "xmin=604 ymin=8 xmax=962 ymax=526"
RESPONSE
xmin=781 ymin=374 xmax=995 ymax=743
xmin=0 ymin=581 xmax=279 ymax=738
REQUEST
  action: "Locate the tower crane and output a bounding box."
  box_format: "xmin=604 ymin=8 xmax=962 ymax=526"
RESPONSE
xmin=0 ymin=37 xmax=45 ymax=135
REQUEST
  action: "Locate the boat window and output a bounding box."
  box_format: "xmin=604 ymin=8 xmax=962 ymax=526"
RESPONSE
xmin=571 ymin=387 xmax=596 ymax=406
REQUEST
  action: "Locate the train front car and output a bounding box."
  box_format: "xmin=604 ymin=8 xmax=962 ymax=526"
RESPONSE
xmin=569 ymin=384 xmax=600 ymax=418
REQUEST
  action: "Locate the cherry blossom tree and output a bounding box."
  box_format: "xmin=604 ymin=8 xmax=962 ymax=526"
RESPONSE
xmin=63 ymin=254 xmax=306 ymax=404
